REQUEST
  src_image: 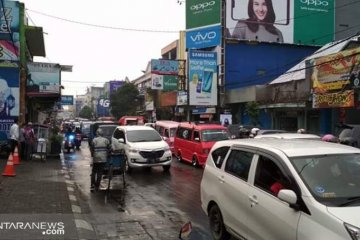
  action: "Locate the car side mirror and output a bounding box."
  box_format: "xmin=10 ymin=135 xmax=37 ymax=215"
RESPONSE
xmin=194 ymin=137 xmax=200 ymax=142
xmin=278 ymin=189 xmax=298 ymax=207
xmin=163 ymin=136 xmax=168 ymax=141
xmin=118 ymin=138 xmax=125 ymax=143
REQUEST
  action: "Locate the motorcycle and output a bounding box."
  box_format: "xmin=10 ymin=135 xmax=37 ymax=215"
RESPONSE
xmin=75 ymin=133 xmax=82 ymax=150
xmin=64 ymin=133 xmax=76 ymax=153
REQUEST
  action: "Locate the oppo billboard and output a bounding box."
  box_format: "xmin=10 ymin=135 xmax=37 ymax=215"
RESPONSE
xmin=226 ymin=0 xmax=334 ymax=45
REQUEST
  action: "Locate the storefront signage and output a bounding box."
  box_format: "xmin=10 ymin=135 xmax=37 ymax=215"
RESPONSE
xmin=151 ymin=59 xmax=179 ymax=76
xmin=186 ymin=0 xmax=221 ymax=29
xmin=312 ymin=90 xmax=354 ymax=108
xmin=61 ymin=95 xmax=74 ymax=105
xmin=27 ymin=62 xmax=61 ymax=95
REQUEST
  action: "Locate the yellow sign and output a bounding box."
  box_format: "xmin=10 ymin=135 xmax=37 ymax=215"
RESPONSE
xmin=312 ymin=90 xmax=354 ymax=108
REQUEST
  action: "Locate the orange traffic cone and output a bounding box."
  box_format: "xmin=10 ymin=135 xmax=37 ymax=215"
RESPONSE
xmin=2 ymin=154 xmax=16 ymax=177
xmin=13 ymin=146 xmax=20 ymax=165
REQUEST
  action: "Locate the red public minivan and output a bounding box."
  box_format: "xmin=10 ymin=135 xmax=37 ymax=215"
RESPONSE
xmin=154 ymin=120 xmax=179 ymax=155
xmin=173 ymin=122 xmax=230 ymax=167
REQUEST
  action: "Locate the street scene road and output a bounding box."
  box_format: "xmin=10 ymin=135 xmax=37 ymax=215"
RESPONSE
xmin=65 ymin=141 xmax=212 ymax=239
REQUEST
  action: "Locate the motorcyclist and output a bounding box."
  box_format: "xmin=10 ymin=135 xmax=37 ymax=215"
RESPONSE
xmin=249 ymin=127 xmax=260 ymax=138
xmin=90 ymin=128 xmax=110 ymax=192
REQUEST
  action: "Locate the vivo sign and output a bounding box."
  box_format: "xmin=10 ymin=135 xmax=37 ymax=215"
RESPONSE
xmin=186 ymin=25 xmax=221 ymax=49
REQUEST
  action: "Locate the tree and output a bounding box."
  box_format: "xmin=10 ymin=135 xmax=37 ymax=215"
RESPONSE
xmin=79 ymin=105 xmax=93 ymax=119
xmin=110 ymin=82 xmax=140 ymax=119
xmin=245 ymin=101 xmax=260 ymax=126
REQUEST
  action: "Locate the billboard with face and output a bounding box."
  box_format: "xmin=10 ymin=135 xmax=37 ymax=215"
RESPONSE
xmin=27 ymin=63 xmax=61 ymax=94
xmin=226 ymin=0 xmax=334 ymax=45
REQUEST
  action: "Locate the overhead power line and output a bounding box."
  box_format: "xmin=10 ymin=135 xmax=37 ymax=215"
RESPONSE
xmin=26 ymin=9 xmax=180 ymax=33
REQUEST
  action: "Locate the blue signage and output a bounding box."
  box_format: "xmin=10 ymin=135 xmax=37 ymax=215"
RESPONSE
xmin=97 ymin=98 xmax=110 ymax=117
xmin=61 ymin=95 xmax=74 ymax=105
xmin=186 ymin=25 xmax=221 ymax=49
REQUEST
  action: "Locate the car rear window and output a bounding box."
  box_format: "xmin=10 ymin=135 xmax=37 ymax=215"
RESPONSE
xmin=127 ymin=129 xmax=162 ymax=142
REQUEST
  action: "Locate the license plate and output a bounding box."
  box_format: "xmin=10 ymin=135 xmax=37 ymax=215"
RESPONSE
xmin=148 ymin=158 xmax=158 ymax=163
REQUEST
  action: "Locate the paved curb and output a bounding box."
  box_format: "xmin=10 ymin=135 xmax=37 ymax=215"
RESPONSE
xmin=60 ymin=152 xmax=97 ymax=239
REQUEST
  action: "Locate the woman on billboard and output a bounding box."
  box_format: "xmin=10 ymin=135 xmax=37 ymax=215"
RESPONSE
xmin=231 ymin=0 xmax=283 ymax=43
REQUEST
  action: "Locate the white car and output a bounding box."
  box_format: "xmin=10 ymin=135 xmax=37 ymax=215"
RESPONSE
xmin=255 ymin=133 xmax=321 ymax=140
xmin=201 ymin=138 xmax=360 ymax=240
xmin=111 ymin=125 xmax=172 ymax=172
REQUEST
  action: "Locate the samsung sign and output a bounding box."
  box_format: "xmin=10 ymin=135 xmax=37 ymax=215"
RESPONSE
xmin=186 ymin=25 xmax=221 ymax=49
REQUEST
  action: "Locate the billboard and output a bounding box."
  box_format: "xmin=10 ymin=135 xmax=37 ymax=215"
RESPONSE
xmin=61 ymin=95 xmax=74 ymax=105
xmin=151 ymin=59 xmax=179 ymax=76
xmin=109 ymin=80 xmax=124 ymax=95
xmin=0 ymin=1 xmax=20 ymax=40
xmin=0 ymin=64 xmax=19 ymax=117
xmin=151 ymin=74 xmax=178 ymax=91
xmin=186 ymin=0 xmax=221 ymax=29
xmin=27 ymin=63 xmax=61 ymax=94
xmin=226 ymin=0 xmax=334 ymax=45
xmin=307 ymin=47 xmax=360 ymax=108
xmin=97 ymin=98 xmax=110 ymax=117
xmin=186 ymin=25 xmax=221 ymax=49
xmin=0 ymin=33 xmax=20 ymax=61
xmin=188 ymin=50 xmax=218 ymax=106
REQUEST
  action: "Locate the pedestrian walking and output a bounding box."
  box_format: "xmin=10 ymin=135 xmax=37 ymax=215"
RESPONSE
xmin=90 ymin=128 xmax=110 ymax=192
xmin=24 ymin=122 xmax=36 ymax=161
xmin=9 ymin=118 xmax=19 ymax=155
xmin=19 ymin=123 xmax=26 ymax=160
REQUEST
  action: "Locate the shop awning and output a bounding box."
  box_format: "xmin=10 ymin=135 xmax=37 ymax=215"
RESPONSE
xmin=269 ymin=35 xmax=360 ymax=85
xmin=25 ymin=26 xmax=46 ymax=57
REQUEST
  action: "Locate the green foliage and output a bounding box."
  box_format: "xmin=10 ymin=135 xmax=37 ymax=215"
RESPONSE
xmin=49 ymin=134 xmax=63 ymax=143
xmin=79 ymin=105 xmax=93 ymax=119
xmin=245 ymin=101 xmax=260 ymax=126
xmin=110 ymin=82 xmax=140 ymax=119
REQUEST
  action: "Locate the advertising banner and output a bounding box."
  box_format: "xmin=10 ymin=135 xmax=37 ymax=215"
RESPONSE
xmin=188 ymin=50 xmax=218 ymax=106
xmin=97 ymin=98 xmax=110 ymax=117
xmin=151 ymin=74 xmax=163 ymax=90
xmin=160 ymin=91 xmax=177 ymax=107
xmin=0 ymin=65 xmax=19 ymax=118
xmin=308 ymin=47 xmax=360 ymax=94
xmin=186 ymin=25 xmax=221 ymax=49
xmin=163 ymin=75 xmax=178 ymax=92
xmin=151 ymin=59 xmax=179 ymax=76
xmin=226 ymin=0 xmax=334 ymax=45
xmin=109 ymin=80 xmax=124 ymax=95
xmin=0 ymin=1 xmax=20 ymax=40
xmin=0 ymin=63 xmax=19 ymax=140
xmin=61 ymin=95 xmax=74 ymax=105
xmin=186 ymin=0 xmax=221 ymax=29
xmin=27 ymin=63 xmax=61 ymax=94
xmin=220 ymin=114 xmax=232 ymax=126
xmin=177 ymin=91 xmax=188 ymax=106
xmin=0 ymin=33 xmax=20 ymax=61
xmin=312 ymin=91 xmax=354 ymax=108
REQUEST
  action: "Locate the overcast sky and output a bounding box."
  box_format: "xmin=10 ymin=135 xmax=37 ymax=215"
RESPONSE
xmin=22 ymin=0 xmax=185 ymax=96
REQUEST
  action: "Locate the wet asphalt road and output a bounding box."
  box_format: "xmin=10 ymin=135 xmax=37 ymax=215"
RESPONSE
xmin=63 ymin=140 xmax=213 ymax=239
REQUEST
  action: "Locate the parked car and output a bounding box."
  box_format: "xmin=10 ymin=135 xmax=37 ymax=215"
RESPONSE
xmin=111 ymin=125 xmax=172 ymax=172
xmin=154 ymin=120 xmax=179 ymax=155
xmin=201 ymin=138 xmax=360 ymax=240
xmin=174 ymin=122 xmax=230 ymax=167
xmin=255 ymin=133 xmax=321 ymax=140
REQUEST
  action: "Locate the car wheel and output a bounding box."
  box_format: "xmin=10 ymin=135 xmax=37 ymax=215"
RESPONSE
xmin=163 ymin=165 xmax=171 ymax=172
xmin=209 ymin=204 xmax=230 ymax=240
xmin=176 ymin=152 xmax=183 ymax=162
xmin=192 ymin=156 xmax=199 ymax=167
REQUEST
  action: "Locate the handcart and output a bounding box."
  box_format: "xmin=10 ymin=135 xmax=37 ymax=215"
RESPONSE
xmin=98 ymin=151 xmax=126 ymax=204
xmin=32 ymin=124 xmax=49 ymax=161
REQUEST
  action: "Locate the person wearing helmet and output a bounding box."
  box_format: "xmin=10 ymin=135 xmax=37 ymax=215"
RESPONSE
xmin=90 ymin=128 xmax=110 ymax=192
xmin=249 ymin=127 xmax=260 ymax=138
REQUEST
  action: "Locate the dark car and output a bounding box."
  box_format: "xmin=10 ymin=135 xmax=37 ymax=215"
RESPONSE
xmin=88 ymin=121 xmax=118 ymax=146
xmin=97 ymin=124 xmax=118 ymax=143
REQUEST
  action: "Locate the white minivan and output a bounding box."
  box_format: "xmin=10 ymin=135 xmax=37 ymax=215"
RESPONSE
xmin=111 ymin=125 xmax=172 ymax=172
xmin=201 ymin=138 xmax=360 ymax=240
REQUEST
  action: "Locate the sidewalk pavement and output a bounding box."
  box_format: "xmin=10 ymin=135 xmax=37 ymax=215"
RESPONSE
xmin=0 ymin=154 xmax=84 ymax=240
